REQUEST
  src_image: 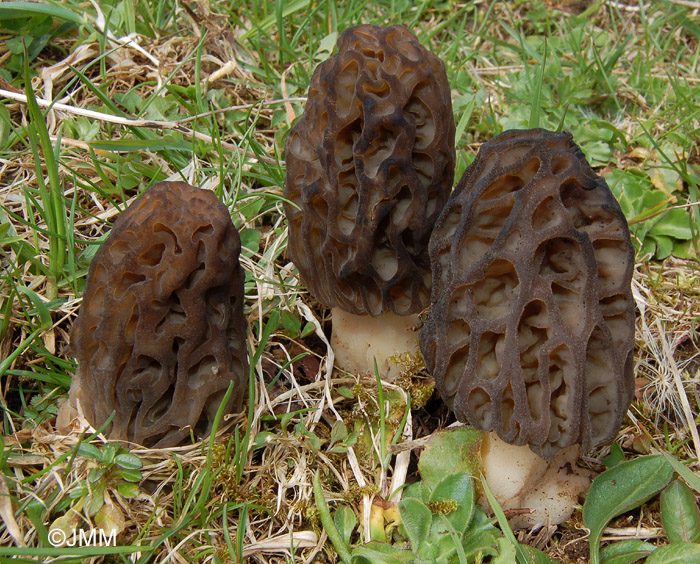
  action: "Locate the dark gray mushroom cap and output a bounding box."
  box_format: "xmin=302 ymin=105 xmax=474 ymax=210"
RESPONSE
xmin=284 ymin=24 xmax=455 ymax=316
xmin=70 ymin=181 xmax=248 ymax=448
xmin=420 ymin=129 xmax=635 ymax=459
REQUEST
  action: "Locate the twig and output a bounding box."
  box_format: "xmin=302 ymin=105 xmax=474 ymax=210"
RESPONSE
xmin=174 ymin=97 xmax=306 ymax=124
xmin=628 ymin=199 xmax=700 ymax=225
xmin=0 ymin=88 xmax=282 ymax=165
xmin=668 ymin=0 xmax=700 ymax=8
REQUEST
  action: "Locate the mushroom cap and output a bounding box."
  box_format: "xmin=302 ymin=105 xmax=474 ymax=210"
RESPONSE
xmin=70 ymin=181 xmax=249 ymax=448
xmin=284 ymin=24 xmax=455 ymax=316
xmin=419 ymin=129 xmax=635 ymax=459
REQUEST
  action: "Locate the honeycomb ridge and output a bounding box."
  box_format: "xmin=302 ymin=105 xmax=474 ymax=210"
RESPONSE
xmin=420 ymin=129 xmax=635 ymax=458
xmin=70 ymin=181 xmax=248 ymax=448
xmin=284 ymin=24 xmax=455 ymax=315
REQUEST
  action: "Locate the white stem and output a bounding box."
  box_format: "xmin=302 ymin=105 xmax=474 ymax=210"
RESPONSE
xmin=480 ymin=432 xmax=591 ymax=528
xmin=330 ymin=308 xmax=420 ymax=380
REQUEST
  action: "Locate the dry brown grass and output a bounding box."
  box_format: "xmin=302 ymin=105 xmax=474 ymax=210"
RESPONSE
xmin=0 ymin=2 xmax=699 ymax=563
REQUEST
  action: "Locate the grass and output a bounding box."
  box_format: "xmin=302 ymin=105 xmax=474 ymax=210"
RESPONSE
xmin=0 ymin=0 xmax=699 ymax=562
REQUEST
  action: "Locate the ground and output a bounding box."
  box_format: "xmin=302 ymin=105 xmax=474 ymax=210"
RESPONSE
xmin=0 ymin=1 xmax=698 ymax=563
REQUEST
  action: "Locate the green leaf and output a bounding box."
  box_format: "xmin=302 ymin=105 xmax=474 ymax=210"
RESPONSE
xmin=661 ymin=452 xmax=700 ymax=493
xmin=300 ymin=321 xmax=315 ymax=338
xmin=454 ymin=93 xmax=477 ymax=147
xmin=528 ymin=37 xmax=548 ymax=129
xmin=660 ymin=480 xmax=700 ymax=543
xmin=492 ymin=538 xmax=517 ymax=563
xmin=650 ymin=234 xmax=674 ymax=259
xmin=101 ymin=444 xmax=117 ymax=464
xmin=334 ymin=506 xmax=357 ymax=548
xmin=0 ymin=1 xmax=83 ymax=23
xmin=670 ymin=239 xmax=695 ymax=260
xmin=312 ymin=470 xmax=352 ymax=564
xmin=435 ymin=513 xmax=469 ymax=564
xmin=69 ymin=484 xmax=87 ymax=499
xmin=480 ymin=475 xmax=532 ymax=564
xmin=351 ymin=542 xmax=413 ymax=564
xmin=336 ymin=386 xmax=354 ymax=399
xmin=398 ymin=498 xmax=432 ymax=551
xmin=239 ymin=228 xmax=261 ymax=254
xmin=252 ymin=431 xmax=277 ymax=450
xmin=418 ymin=428 xmax=483 ymax=491
xmin=115 ymin=468 xmax=142 ymax=483
xmin=645 ymin=542 xmax=700 ymax=564
xmin=602 ymin=443 xmax=626 ymax=468
xmin=429 ymin=472 xmax=475 ymax=534
xmin=237 ymin=197 xmax=265 ymax=222
xmin=402 ymin=481 xmax=431 ymax=504
xmin=88 ymin=138 xmax=190 ymax=152
xmin=280 ymin=310 xmax=301 ymax=336
xmin=649 ymin=208 xmax=693 ymax=240
xmin=77 ymin=443 xmax=103 ymax=460
xmin=600 ymin=540 xmax=656 ymax=564
xmin=16 ymin=286 xmax=52 ymax=330
xmin=519 ymin=544 xmax=562 ymax=564
xmin=329 ymin=420 xmax=348 ymax=446
xmin=6 ymin=36 xmax=24 ymax=55
xmin=88 ymin=467 xmax=106 ymax=483
xmin=315 ymin=31 xmax=338 ymax=63
xmin=86 ymin=482 xmax=106 ymax=517
xmin=462 ymin=508 xmax=500 ymax=560
xmin=117 ymin=482 xmax=140 ymax=498
xmin=583 ymin=455 xmax=674 ymax=564
xmin=25 ymin=500 xmax=49 ymax=546
xmin=0 ymin=104 xmax=11 ymax=150
xmin=115 ymin=453 xmax=143 ymax=470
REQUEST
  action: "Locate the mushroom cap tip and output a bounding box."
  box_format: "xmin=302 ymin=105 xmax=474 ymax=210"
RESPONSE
xmin=284 ymin=24 xmax=455 ymax=317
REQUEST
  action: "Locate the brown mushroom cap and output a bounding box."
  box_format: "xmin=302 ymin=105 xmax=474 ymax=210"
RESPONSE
xmin=69 ymin=181 xmax=248 ymax=448
xmin=284 ymin=24 xmax=455 ymax=316
xmin=420 ymin=129 xmax=635 ymax=459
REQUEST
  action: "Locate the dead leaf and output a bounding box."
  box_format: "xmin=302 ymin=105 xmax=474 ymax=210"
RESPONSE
xmin=0 ymin=475 xmax=25 ymax=547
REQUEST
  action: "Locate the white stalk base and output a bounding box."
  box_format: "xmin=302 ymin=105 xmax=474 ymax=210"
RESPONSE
xmin=480 ymin=432 xmax=591 ymax=528
xmin=331 ymin=307 xmax=420 ymax=380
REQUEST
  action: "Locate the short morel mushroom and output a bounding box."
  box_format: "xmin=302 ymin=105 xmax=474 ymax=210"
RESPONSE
xmin=284 ymin=24 xmax=455 ymax=377
xmin=420 ymin=129 xmax=635 ymax=526
xmin=66 ymin=181 xmax=248 ymax=448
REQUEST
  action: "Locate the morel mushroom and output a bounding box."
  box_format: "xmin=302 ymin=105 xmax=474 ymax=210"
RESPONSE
xmin=67 ymin=181 xmax=249 ymax=448
xmin=284 ymin=24 xmax=455 ymax=377
xmin=420 ymin=129 xmax=635 ymax=525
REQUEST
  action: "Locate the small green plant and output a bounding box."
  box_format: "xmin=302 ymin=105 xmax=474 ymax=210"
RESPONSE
xmin=0 ymin=4 xmax=79 ymax=81
xmin=69 ymin=442 xmax=143 ymax=514
xmin=313 ymin=427 xmax=559 ymax=564
xmin=607 ymin=166 xmax=695 ymax=260
xmin=584 ymin=453 xmax=700 ymax=564
xmin=314 ymin=469 xmax=500 ymax=564
xmin=46 ymin=442 xmax=142 ymax=547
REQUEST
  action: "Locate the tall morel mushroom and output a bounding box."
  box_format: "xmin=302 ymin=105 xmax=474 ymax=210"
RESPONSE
xmin=420 ymin=129 xmax=635 ymax=525
xmin=67 ymin=181 xmax=249 ymax=448
xmin=284 ymin=24 xmax=455 ymax=377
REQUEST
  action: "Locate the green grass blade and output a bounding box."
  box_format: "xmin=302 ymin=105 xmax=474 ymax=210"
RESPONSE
xmin=313 ymin=470 xmax=352 ymax=564
xmin=23 ymin=43 xmax=66 ymax=294
xmin=88 ymin=138 xmax=191 ymax=152
xmin=0 ymin=1 xmax=84 ymax=23
xmin=528 ymin=36 xmax=548 ymax=130
xmin=480 ymin=474 xmax=532 ymax=564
